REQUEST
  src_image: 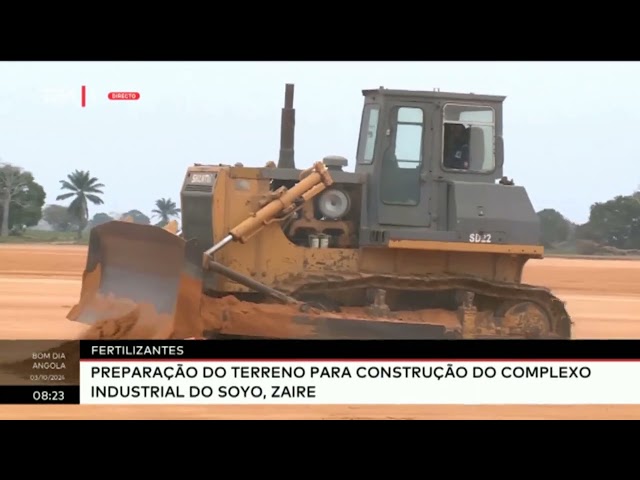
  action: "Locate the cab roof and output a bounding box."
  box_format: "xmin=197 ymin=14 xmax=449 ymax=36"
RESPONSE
xmin=362 ymin=87 xmax=506 ymax=103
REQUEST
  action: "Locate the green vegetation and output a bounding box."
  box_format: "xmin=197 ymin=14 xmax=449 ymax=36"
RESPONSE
xmin=0 ymin=163 xmax=46 ymax=237
xmin=56 ymin=170 xmax=105 ymax=240
xmin=539 ymin=188 xmax=640 ymax=257
xmin=0 ymin=159 xmax=182 ymax=245
xmin=0 ymin=228 xmax=89 ymax=244
xmin=152 ymin=198 xmax=181 ymax=227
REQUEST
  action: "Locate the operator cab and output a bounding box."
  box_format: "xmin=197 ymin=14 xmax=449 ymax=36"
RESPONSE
xmin=354 ymin=87 xmax=505 ymax=231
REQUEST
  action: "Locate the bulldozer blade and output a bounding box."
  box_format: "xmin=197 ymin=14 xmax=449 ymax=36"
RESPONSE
xmin=67 ymin=221 xmax=206 ymax=338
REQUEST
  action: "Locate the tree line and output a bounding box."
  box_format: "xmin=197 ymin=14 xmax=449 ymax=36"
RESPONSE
xmin=538 ymin=188 xmax=640 ymax=254
xmin=0 ymin=162 xmax=180 ymax=239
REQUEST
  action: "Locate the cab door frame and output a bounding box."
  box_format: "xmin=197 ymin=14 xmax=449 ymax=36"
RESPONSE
xmin=375 ymin=101 xmax=436 ymax=227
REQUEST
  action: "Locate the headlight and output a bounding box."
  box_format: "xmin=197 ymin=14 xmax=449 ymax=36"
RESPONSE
xmin=318 ymin=188 xmax=351 ymax=220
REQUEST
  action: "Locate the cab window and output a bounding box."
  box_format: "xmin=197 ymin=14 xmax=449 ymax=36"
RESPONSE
xmin=357 ymin=104 xmax=380 ymax=165
xmin=380 ymin=106 xmax=424 ymax=205
xmin=395 ymin=107 xmax=424 ymax=169
xmin=442 ymin=104 xmax=495 ymax=173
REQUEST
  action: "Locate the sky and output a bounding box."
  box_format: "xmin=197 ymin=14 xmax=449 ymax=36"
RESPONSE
xmin=0 ymin=61 xmax=637 ymax=224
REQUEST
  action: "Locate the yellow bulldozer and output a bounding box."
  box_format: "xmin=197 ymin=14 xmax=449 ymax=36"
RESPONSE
xmin=67 ymin=84 xmax=572 ymax=340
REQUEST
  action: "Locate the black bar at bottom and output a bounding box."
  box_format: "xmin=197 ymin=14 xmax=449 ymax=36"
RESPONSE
xmin=81 ymin=339 xmax=640 ymax=360
xmin=0 ymin=385 xmax=79 ymax=404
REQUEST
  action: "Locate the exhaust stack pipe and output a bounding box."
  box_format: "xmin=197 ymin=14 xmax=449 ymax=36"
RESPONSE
xmin=278 ymin=83 xmax=296 ymax=169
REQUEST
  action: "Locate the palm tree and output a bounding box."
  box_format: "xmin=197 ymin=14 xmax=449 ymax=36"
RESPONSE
xmin=56 ymin=170 xmax=105 ymax=240
xmin=152 ymin=197 xmax=181 ymax=226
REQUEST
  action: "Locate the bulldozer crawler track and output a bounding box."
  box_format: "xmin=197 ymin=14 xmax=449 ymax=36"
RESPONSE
xmin=288 ymin=273 xmax=571 ymax=338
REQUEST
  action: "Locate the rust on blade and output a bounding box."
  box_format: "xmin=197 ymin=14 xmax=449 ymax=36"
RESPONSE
xmin=67 ymin=221 xmax=204 ymax=340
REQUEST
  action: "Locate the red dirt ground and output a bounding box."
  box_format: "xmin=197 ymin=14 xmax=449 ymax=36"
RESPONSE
xmin=1 ymin=244 xmax=639 ymax=419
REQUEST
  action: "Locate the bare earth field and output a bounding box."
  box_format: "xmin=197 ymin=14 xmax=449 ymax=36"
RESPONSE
xmin=1 ymin=244 xmax=639 ymax=420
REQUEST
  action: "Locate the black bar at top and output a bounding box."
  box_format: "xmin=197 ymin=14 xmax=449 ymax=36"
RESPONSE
xmin=0 ymin=385 xmax=79 ymax=404
xmin=80 ymin=340 xmax=640 ymax=360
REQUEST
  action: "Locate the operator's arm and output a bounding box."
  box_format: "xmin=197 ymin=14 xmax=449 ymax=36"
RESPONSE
xmin=445 ymin=144 xmax=470 ymax=170
xmin=460 ymin=143 xmax=470 ymax=169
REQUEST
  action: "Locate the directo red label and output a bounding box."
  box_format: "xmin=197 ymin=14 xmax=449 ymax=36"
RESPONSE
xmin=108 ymin=92 xmax=140 ymax=101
